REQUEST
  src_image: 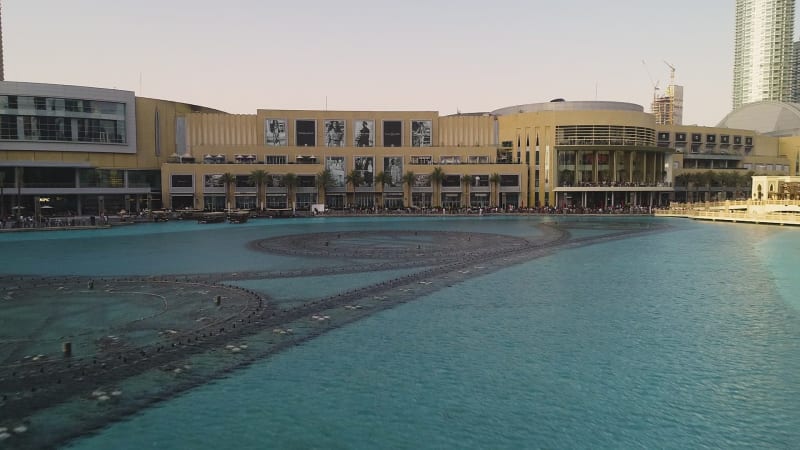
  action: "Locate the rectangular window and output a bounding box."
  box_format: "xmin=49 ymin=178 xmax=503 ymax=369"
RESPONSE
xmin=265 ymin=155 xmax=287 ymax=164
xmin=441 ymin=175 xmax=461 ymax=187
xmin=691 ymin=133 xmax=702 ymax=143
xmin=171 ymin=174 xmax=193 ymax=188
xmin=0 ymin=115 xmax=18 ymax=139
xmin=472 ymin=175 xmax=489 ymax=187
xmin=500 ymin=175 xmax=519 ymax=187
xmin=383 ymin=121 xmax=402 ymax=147
xmin=295 ymin=120 xmax=316 ymax=147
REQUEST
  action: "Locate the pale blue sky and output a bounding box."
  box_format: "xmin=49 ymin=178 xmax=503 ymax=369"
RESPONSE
xmin=4 ymin=0 xmax=797 ymax=126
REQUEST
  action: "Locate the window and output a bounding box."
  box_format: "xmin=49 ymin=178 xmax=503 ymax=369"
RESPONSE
xmin=500 ymin=175 xmax=519 ymax=187
xmin=411 ymin=156 xmax=432 ymax=165
xmin=691 ymin=133 xmax=702 ymax=143
xmin=676 ymin=133 xmax=687 ymax=142
xmin=295 ymin=120 xmax=316 ymax=147
xmin=440 ymin=156 xmax=461 ymax=164
xmin=657 ymin=132 xmax=670 ymax=141
xmin=171 ymin=175 xmax=193 ymax=188
xmin=265 ymin=155 xmax=287 ymax=164
xmin=441 ymin=175 xmax=461 ymax=187
xmin=383 ymin=121 xmax=402 ymax=147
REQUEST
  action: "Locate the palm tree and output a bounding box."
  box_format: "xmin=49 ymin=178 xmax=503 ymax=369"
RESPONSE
xmin=374 ymin=171 xmax=391 ymax=209
xmin=430 ymin=167 xmax=445 ymax=208
xmin=744 ymin=170 xmax=755 ymax=198
xmin=0 ymin=171 xmax=5 ymax=221
xmin=15 ymin=167 xmax=23 ymax=216
xmin=283 ymin=172 xmax=298 ymax=213
xmin=345 ymin=169 xmax=364 ymax=206
xmin=316 ymin=169 xmax=334 ymax=206
xmin=249 ymin=169 xmax=268 ymax=212
xmin=461 ymin=174 xmax=473 ymax=209
xmin=402 ymin=171 xmax=416 ymax=208
xmin=221 ymin=172 xmax=237 ymax=211
xmin=489 ymin=173 xmax=501 ymax=208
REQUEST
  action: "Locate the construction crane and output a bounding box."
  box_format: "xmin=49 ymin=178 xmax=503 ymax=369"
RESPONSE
xmin=642 ymin=60 xmax=659 ymax=101
xmin=664 ymin=60 xmax=676 ymax=86
xmin=662 ymin=61 xmax=681 ymax=125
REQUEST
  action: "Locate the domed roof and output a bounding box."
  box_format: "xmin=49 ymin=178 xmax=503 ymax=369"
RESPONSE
xmin=718 ymin=101 xmax=800 ymax=136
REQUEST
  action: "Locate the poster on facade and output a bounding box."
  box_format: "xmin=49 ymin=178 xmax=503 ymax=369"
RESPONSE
xmin=383 ymin=156 xmax=403 ymax=187
xmin=204 ymin=174 xmax=225 ymax=188
xmin=268 ymin=174 xmax=284 ymax=188
xmin=265 ymin=119 xmax=288 ymax=146
xmin=383 ymin=121 xmax=402 ymax=147
xmin=413 ymin=174 xmax=431 ymax=188
xmin=324 ymin=120 xmax=346 ymax=147
xmin=326 ymin=156 xmax=346 ymax=187
xmin=411 ymin=120 xmax=432 ymax=147
xmin=355 ymin=156 xmax=374 ymax=187
xmin=296 ymin=120 xmax=316 ymax=147
xmin=354 ymin=120 xmax=375 ymax=147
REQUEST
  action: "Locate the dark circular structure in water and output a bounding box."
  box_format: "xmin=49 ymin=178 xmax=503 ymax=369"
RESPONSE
xmin=249 ymin=230 xmax=534 ymax=260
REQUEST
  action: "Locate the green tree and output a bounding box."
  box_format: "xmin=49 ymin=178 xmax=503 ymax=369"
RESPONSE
xmin=374 ymin=171 xmax=392 ymax=209
xmin=461 ymin=174 xmax=473 ymax=209
xmin=0 ymin=171 xmax=5 ymax=220
xmin=316 ymin=169 xmax=335 ymax=205
xmin=402 ymin=171 xmax=416 ymax=208
xmin=345 ymin=169 xmax=364 ymax=206
xmin=430 ymin=167 xmax=445 ymax=208
xmin=221 ymin=172 xmax=236 ymax=211
xmin=283 ymin=172 xmax=298 ymax=213
xmin=489 ymin=173 xmax=501 ymax=208
xmin=249 ymin=169 xmax=269 ymax=211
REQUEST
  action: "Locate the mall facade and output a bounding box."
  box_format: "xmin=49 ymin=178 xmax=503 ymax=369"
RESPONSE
xmin=1 ymin=80 xmax=797 ymax=216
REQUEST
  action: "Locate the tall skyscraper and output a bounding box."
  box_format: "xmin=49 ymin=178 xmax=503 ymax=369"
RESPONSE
xmin=0 ymin=0 xmax=4 ymax=81
xmin=732 ymin=0 xmax=795 ymax=109
xmin=793 ymin=40 xmax=800 ymax=101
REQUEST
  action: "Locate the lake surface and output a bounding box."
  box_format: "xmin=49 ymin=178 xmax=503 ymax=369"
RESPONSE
xmin=1 ymin=216 xmax=799 ymax=449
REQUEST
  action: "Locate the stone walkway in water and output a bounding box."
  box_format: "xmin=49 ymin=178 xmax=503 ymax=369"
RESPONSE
xmin=0 ymin=221 xmax=671 ymax=448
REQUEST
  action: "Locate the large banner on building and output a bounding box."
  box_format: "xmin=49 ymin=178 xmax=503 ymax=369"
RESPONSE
xmin=383 ymin=121 xmax=402 ymax=147
xmin=354 ymin=120 xmax=375 ymax=147
xmin=296 ymin=120 xmax=316 ymax=147
xmin=324 ymin=120 xmax=345 ymax=147
xmin=411 ymin=120 xmax=432 ymax=147
xmin=383 ymin=156 xmax=403 ymax=187
xmin=413 ymin=174 xmax=431 ymax=188
xmin=204 ymin=174 xmax=224 ymax=188
xmin=265 ymin=119 xmax=288 ymax=146
xmin=325 ymin=156 xmax=346 ymax=187
xmin=355 ymin=156 xmax=375 ymax=187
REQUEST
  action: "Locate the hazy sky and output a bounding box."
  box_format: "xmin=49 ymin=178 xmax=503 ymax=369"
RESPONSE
xmin=4 ymin=0 xmax=799 ymax=126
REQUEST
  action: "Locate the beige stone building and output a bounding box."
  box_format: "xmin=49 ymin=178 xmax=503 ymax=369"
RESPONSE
xmin=1 ymin=81 xmax=796 ymax=216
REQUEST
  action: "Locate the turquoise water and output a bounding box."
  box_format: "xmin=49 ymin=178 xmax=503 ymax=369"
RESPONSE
xmin=2 ymin=217 xmax=800 ymax=448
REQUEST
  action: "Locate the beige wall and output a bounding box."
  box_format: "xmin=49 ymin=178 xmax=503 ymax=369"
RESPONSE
xmin=438 ymin=114 xmax=496 ymax=147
